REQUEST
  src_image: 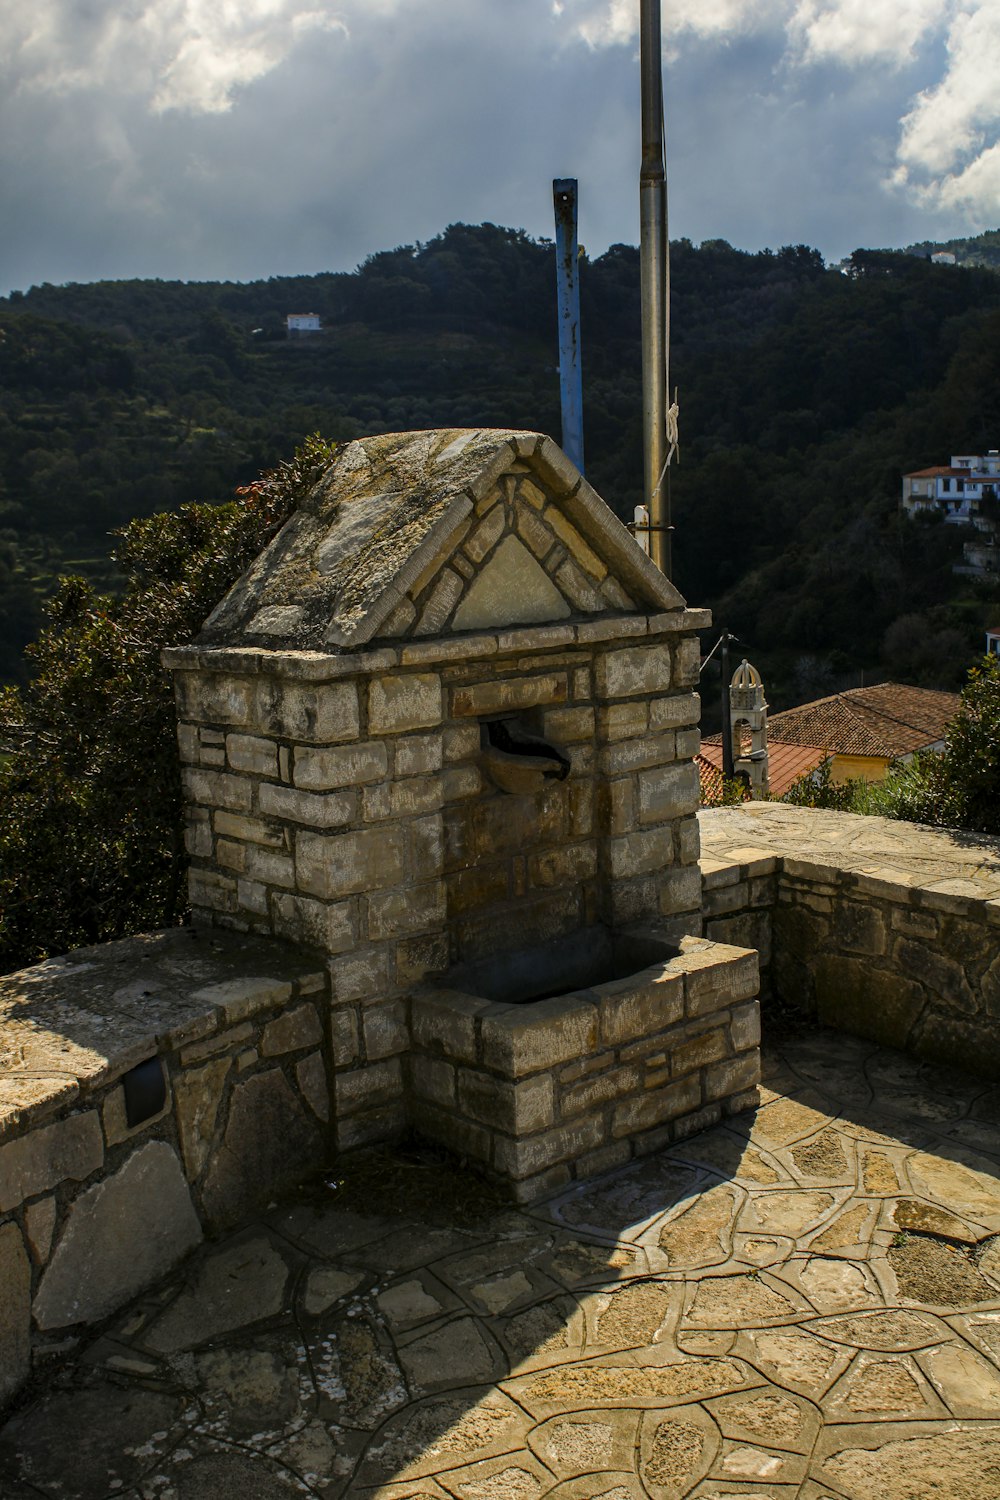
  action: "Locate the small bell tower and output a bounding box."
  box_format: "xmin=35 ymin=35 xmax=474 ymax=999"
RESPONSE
xmin=730 ymin=658 xmax=769 ymax=795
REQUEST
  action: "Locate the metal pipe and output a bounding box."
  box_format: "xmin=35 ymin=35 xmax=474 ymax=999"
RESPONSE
xmin=553 ymin=179 xmax=585 ymax=474
xmin=639 ymin=0 xmax=671 ymax=578
xmin=721 ymin=635 xmax=734 ymax=780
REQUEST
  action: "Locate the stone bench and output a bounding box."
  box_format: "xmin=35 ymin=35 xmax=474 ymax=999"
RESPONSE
xmin=0 ymin=929 xmax=328 ymax=1405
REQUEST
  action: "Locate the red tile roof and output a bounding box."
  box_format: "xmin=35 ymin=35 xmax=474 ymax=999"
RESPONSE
xmin=700 ymin=740 xmax=828 ymax=799
xmin=904 ymin=466 xmax=965 ymax=478
xmin=697 ymin=752 xmax=747 ymax=806
xmin=767 ymin=683 xmax=959 ymax=759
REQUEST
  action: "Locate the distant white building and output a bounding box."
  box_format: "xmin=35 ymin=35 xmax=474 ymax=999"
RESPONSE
xmin=902 ymin=451 xmax=1000 ymax=526
xmin=903 ymin=451 xmax=1000 ymax=576
xmin=286 ymin=313 xmax=322 ymax=337
xmin=987 ymin=626 xmax=1000 ymax=657
xmin=931 ymin=251 xmax=957 ymax=266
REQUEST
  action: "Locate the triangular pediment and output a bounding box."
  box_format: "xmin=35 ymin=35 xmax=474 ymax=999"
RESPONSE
xmin=451 ymin=536 xmax=571 ymax=632
xmin=198 ymin=429 xmax=685 ymax=650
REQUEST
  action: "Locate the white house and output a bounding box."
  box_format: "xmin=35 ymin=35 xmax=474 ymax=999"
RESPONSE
xmin=285 ymin=313 xmax=322 ymax=336
xmin=902 ymin=451 xmax=1000 ymax=527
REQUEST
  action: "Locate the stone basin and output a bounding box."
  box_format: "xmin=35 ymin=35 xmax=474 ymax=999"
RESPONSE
xmin=443 ymin=924 xmax=680 ymax=1006
xmin=409 ymin=930 xmax=761 ymax=1203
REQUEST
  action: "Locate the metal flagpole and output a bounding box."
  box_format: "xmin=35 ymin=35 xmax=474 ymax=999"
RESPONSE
xmin=553 ymin=179 xmax=585 ymax=475
xmin=639 ymin=0 xmax=672 ymax=578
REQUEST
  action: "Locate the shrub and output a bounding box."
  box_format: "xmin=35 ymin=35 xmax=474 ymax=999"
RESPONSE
xmin=781 ymin=756 xmax=859 ymax=811
xmin=0 ymin=436 xmax=335 ymax=973
xmin=782 ymin=655 xmax=1000 ymax=835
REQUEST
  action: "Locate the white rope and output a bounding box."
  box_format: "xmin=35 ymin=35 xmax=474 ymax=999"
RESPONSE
xmin=633 ymin=395 xmax=679 ymax=554
xmin=652 ymin=397 xmax=680 ymax=502
xmin=666 ymin=396 xmax=680 ymax=464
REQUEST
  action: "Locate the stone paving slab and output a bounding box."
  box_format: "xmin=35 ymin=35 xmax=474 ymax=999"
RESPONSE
xmin=3 ymin=1027 xmax=1000 ymax=1498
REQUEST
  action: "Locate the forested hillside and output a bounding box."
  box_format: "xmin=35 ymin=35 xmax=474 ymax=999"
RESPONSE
xmin=906 ymin=227 xmax=1000 ymax=269
xmin=3 ymin=223 xmax=999 ymax=708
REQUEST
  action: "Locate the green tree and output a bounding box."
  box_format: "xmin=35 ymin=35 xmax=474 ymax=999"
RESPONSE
xmin=906 ymin=652 xmax=1000 ymax=833
xmin=0 ymin=436 xmax=335 ymax=973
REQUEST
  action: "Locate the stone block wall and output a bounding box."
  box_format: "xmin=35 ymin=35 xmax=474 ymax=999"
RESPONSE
xmin=409 ymin=938 xmax=760 ymax=1203
xmin=166 ymin=610 xmax=707 ymax=1151
xmin=0 ymin=932 xmax=329 ymax=1407
xmin=701 ymin=851 xmax=778 ymax=1000
xmin=700 ymin=824 xmax=1000 ymax=1077
xmin=772 ymin=860 xmax=1000 ymax=1072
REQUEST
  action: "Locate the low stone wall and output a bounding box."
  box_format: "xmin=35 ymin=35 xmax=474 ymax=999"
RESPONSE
xmin=0 ymin=931 xmax=328 ymax=1407
xmin=700 ymin=804 xmax=1000 ymax=1076
xmin=409 ymin=937 xmax=760 ymax=1203
xmin=0 ymin=917 xmax=765 ymax=1411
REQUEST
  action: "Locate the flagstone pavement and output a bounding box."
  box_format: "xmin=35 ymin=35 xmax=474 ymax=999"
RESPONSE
xmin=4 ymin=1026 xmax=1000 ymax=1500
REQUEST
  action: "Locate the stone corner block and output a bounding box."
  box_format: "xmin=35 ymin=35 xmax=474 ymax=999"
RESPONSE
xmin=411 ymin=988 xmax=492 ymax=1065
xmin=480 ymin=995 xmax=599 ymax=1076
xmin=594 ymin=642 xmax=670 ymax=700
xmin=680 ymin=941 xmax=759 ymax=1017
xmin=189 ymin=976 xmax=294 ymax=1027
xmin=369 ymin=673 xmax=442 ymax=734
xmin=596 ymin=967 xmax=684 ymax=1045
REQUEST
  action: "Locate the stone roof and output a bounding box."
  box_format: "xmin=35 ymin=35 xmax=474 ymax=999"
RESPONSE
xmin=199 ymin=429 xmax=685 ymax=651
xmin=766 ymin=682 xmax=960 ymax=759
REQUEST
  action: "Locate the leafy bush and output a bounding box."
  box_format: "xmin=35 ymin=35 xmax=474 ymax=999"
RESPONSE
xmin=0 ymin=436 xmax=335 ymax=973
xmin=782 ymin=654 xmax=1000 ymax=835
xmin=781 ymin=756 xmax=859 ymax=812
xmin=868 ymin=654 xmax=1000 ymax=833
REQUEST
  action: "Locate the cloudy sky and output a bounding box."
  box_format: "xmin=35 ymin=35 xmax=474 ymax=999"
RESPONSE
xmin=3 ymin=0 xmax=999 ymax=294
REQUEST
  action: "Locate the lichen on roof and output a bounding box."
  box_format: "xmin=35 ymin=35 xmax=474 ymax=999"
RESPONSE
xmin=198 ymin=427 xmax=684 ymax=651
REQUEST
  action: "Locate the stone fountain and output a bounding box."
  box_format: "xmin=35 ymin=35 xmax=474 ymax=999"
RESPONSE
xmin=165 ymin=428 xmax=760 ymax=1200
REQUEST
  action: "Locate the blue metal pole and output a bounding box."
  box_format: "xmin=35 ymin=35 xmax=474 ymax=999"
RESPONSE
xmin=553 ymin=178 xmax=585 ymax=475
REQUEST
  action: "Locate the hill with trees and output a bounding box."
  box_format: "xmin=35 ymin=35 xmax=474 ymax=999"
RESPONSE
xmin=2 ymin=224 xmax=1000 ymax=710
xmin=905 ymin=227 xmax=1000 ymax=269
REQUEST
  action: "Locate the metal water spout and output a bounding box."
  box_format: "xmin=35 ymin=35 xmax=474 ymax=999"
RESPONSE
xmin=480 ymin=718 xmax=571 ymax=795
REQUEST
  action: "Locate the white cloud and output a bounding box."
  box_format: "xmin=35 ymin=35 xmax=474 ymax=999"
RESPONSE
xmin=557 ymin=0 xmax=1000 ymax=223
xmin=1 ymin=0 xmax=997 ymax=292
xmin=7 ymin=0 xmax=348 ymax=115
xmin=561 ymin=0 xmax=781 ymax=50
xmin=787 ymin=0 xmax=944 ymax=68
xmin=893 ymin=2 xmax=1000 ymax=217
xmin=557 ymin=0 xmax=950 ymax=64
xmin=930 ymin=143 xmax=1000 ymax=220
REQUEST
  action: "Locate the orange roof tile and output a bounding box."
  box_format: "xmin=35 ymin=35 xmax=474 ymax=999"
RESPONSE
xmin=767 ymin=683 xmax=959 ymax=759
xmin=700 ymin=740 xmax=828 ymax=799
xmin=696 ymin=752 xmax=748 ymax=806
